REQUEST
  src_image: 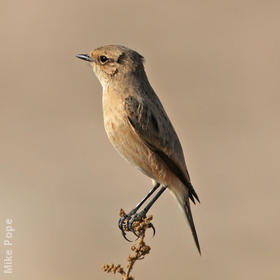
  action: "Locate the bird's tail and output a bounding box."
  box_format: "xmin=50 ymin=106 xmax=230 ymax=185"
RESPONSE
xmin=171 ymin=181 xmax=201 ymax=254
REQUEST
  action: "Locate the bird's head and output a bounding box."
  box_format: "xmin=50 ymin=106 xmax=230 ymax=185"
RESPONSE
xmin=76 ymin=45 xmax=144 ymax=88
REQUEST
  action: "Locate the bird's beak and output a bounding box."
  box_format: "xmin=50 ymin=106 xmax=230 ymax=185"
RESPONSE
xmin=76 ymin=54 xmax=94 ymax=62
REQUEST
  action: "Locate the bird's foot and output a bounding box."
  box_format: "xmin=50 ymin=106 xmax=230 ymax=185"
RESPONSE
xmin=118 ymin=208 xmax=155 ymax=241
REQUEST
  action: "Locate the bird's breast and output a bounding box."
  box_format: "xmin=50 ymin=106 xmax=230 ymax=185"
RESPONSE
xmin=102 ymin=89 xmax=156 ymax=179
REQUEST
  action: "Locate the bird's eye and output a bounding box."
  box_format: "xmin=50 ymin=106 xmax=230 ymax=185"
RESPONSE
xmin=100 ymin=55 xmax=108 ymax=63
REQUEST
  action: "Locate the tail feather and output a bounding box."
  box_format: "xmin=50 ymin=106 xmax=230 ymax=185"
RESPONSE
xmin=184 ymin=199 xmax=201 ymax=254
xmin=172 ymin=183 xmax=201 ymax=254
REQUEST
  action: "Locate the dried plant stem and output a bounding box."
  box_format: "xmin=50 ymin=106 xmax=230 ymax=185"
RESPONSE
xmin=102 ymin=209 xmax=153 ymax=280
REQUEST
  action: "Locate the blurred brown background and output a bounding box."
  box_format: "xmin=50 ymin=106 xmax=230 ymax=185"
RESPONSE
xmin=1 ymin=0 xmax=280 ymax=279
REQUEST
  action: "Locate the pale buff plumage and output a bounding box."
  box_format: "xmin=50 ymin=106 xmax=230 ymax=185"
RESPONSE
xmin=77 ymin=45 xmax=201 ymax=253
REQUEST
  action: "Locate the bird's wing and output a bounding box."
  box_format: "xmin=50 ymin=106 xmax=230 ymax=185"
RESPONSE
xmin=124 ymin=95 xmax=199 ymax=203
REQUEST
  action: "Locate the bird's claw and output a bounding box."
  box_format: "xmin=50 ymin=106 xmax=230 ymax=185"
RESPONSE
xmin=149 ymin=222 xmax=156 ymax=237
xmin=118 ymin=210 xmax=155 ymax=241
xmin=118 ymin=214 xmax=132 ymax=242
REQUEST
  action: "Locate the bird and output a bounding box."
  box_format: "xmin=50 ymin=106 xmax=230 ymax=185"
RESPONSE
xmin=76 ymin=45 xmax=201 ymax=254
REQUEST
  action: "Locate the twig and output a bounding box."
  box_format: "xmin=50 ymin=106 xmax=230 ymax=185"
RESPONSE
xmin=102 ymin=209 xmax=153 ymax=280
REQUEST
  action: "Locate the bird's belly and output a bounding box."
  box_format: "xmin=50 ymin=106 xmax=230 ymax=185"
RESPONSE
xmin=103 ymin=113 xmax=158 ymax=180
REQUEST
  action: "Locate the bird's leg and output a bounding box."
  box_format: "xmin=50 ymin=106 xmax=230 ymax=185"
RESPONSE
xmin=119 ymin=184 xmax=167 ymax=240
xmin=142 ymin=185 xmax=167 ymax=213
xmin=127 ymin=186 xmax=167 ymax=236
xmin=119 ymin=183 xmax=160 ymax=240
xmin=126 ymin=183 xmax=161 ymax=216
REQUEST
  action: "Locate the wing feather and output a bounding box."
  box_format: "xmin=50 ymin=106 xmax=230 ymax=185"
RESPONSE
xmin=125 ymin=95 xmax=199 ymax=203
